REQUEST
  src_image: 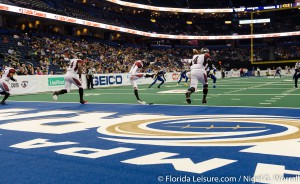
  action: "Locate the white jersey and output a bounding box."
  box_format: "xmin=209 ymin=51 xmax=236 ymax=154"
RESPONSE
xmin=276 ymin=67 xmax=282 ymax=72
xmin=0 ymin=67 xmax=15 ymax=93
xmin=129 ymin=60 xmax=143 ymax=77
xmin=67 ymin=59 xmax=83 ymax=74
xmin=295 ymin=62 xmax=300 ymax=70
xmin=189 ymin=53 xmax=211 ymax=70
xmin=128 ymin=60 xmax=144 ymax=89
xmin=1 ymin=67 xmax=15 ymax=81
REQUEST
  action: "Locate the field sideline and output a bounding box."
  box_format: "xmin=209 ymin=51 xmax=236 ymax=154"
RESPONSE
xmin=1 ymin=75 xmax=300 ymax=184
xmin=9 ymin=76 xmax=299 ymax=108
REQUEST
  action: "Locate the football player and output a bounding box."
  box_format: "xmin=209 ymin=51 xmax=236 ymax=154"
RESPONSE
xmin=183 ymin=48 xmax=211 ymax=104
xmin=209 ymin=67 xmax=217 ymax=88
xmin=52 ymin=53 xmax=87 ymax=104
xmin=128 ymin=59 xmax=153 ymax=104
xmin=177 ymin=67 xmax=189 ymax=86
xmin=0 ymin=66 xmax=16 ymax=105
xmin=274 ymin=66 xmax=282 ymax=78
xmin=293 ymin=62 xmax=300 ymax=88
xmin=149 ymin=66 xmax=166 ymax=89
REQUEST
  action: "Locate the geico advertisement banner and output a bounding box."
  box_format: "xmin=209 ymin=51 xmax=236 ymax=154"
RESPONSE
xmin=93 ymin=74 xmax=125 ymax=87
xmin=93 ymin=73 xmax=156 ymax=87
xmin=92 ymin=73 xmax=185 ymax=88
xmin=5 ymin=71 xmax=261 ymax=95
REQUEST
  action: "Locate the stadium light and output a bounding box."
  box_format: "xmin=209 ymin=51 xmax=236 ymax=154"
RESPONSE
xmin=239 ymin=18 xmax=270 ymax=24
xmin=105 ymin=0 xmax=300 ymax=13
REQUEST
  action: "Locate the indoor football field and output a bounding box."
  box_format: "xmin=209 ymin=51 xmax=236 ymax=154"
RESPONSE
xmin=1 ymin=76 xmax=300 ymax=184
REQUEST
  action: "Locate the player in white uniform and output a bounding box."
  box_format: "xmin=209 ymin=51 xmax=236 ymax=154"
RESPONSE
xmin=128 ymin=59 xmax=153 ymax=104
xmin=52 ymin=54 xmax=87 ymax=104
xmin=0 ymin=67 xmax=16 ymax=105
xmin=293 ymin=62 xmax=300 ymax=88
xmin=184 ymin=48 xmax=211 ymax=104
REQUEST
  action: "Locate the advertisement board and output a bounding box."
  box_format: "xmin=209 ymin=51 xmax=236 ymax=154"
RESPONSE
xmin=3 ymin=71 xmax=290 ymax=95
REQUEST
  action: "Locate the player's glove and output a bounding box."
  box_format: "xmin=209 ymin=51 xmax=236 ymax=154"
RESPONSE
xmin=10 ymin=77 xmax=17 ymax=82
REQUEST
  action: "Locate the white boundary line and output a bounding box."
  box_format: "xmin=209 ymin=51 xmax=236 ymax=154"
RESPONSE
xmin=8 ymin=101 xmax=300 ymax=109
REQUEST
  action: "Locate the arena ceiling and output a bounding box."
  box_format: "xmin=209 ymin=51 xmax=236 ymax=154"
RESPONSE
xmin=108 ymin=0 xmax=294 ymax=8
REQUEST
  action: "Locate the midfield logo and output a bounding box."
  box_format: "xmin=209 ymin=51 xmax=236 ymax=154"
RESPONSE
xmin=1 ymin=108 xmax=300 ymax=183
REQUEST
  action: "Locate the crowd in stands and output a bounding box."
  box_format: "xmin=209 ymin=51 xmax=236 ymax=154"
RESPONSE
xmin=0 ymin=30 xmax=299 ymax=78
xmin=0 ymin=31 xmax=186 ymax=76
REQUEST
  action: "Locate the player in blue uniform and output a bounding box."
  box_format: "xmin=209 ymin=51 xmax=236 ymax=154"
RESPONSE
xmin=209 ymin=69 xmax=217 ymax=88
xmin=274 ymin=67 xmax=282 ymax=78
xmin=149 ymin=67 xmax=166 ymax=88
xmin=177 ymin=68 xmax=189 ymax=86
xmin=293 ymin=62 xmax=300 ymax=88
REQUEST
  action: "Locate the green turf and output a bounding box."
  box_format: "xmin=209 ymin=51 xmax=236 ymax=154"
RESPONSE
xmin=9 ymin=76 xmax=299 ymax=108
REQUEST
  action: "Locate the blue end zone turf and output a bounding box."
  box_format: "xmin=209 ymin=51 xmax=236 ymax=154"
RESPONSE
xmin=0 ymin=102 xmax=300 ymax=184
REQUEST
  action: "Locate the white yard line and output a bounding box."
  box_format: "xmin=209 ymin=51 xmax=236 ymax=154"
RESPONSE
xmin=84 ymin=94 xmax=101 ymax=96
xmin=65 ymin=92 xmax=300 ymax=95
xmin=9 ymin=101 xmax=300 ymax=109
xmin=258 ymin=85 xmax=295 ymax=105
xmin=224 ymin=81 xmax=275 ymax=94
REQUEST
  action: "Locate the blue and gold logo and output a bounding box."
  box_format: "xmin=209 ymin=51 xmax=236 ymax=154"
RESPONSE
xmin=97 ymin=115 xmax=300 ymax=146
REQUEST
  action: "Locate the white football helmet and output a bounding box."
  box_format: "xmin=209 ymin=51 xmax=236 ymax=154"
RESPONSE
xmin=200 ymin=47 xmax=209 ymax=54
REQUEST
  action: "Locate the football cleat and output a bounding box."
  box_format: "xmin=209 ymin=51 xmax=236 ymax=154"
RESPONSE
xmin=52 ymin=92 xmax=58 ymax=101
xmin=80 ymin=100 xmax=88 ymax=104
xmin=185 ymin=92 xmax=191 ymax=104
xmin=1 ymin=102 xmax=7 ymax=105
xmin=137 ymin=100 xmax=146 ymax=105
xmin=202 ymin=99 xmax=207 ymax=104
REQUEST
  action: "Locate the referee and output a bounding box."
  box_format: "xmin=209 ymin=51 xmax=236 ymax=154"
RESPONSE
xmin=86 ymin=64 xmax=95 ymax=89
